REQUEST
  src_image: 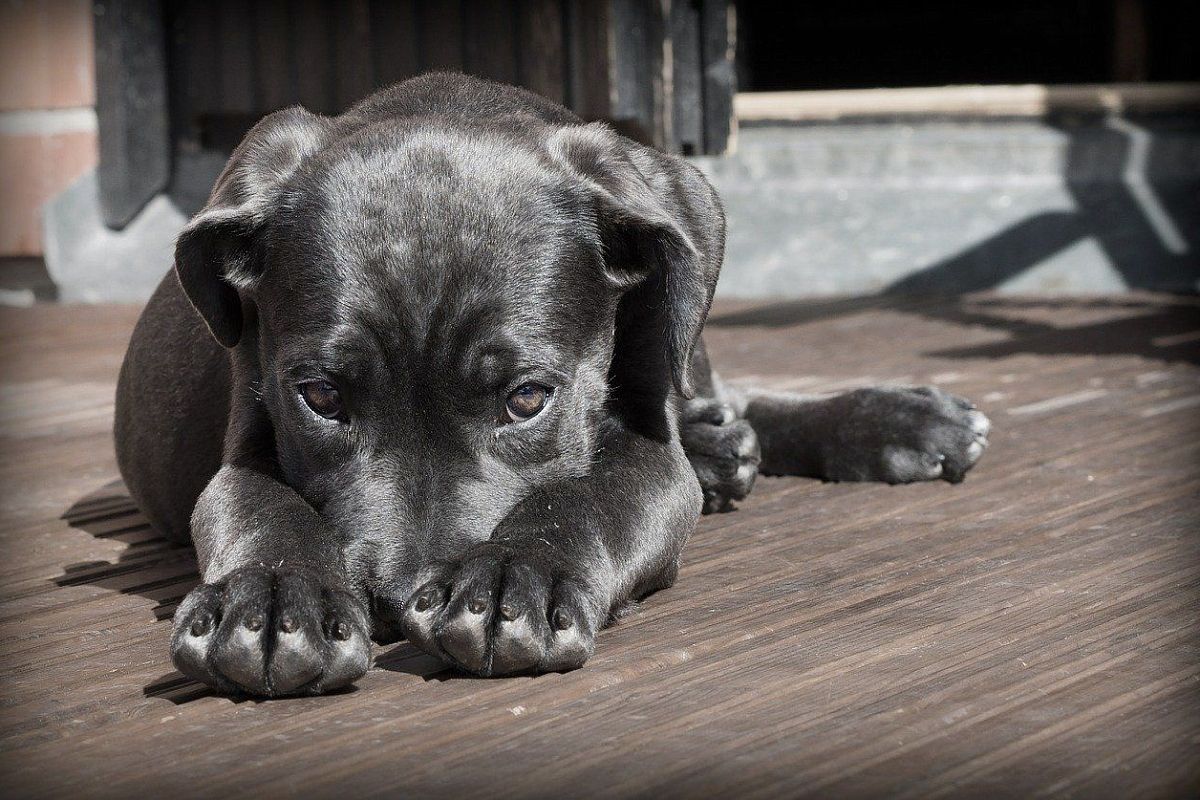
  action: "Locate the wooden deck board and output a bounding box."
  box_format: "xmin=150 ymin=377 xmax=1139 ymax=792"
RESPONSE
xmin=0 ymin=295 xmax=1197 ymax=797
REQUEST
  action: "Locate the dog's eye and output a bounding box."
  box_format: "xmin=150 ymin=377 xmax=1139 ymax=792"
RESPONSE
xmin=299 ymin=380 xmax=343 ymax=419
xmin=505 ymin=383 xmax=551 ymax=422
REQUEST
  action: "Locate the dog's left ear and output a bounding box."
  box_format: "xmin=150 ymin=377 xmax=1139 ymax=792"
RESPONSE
xmin=175 ymin=107 xmax=331 ymax=347
xmin=549 ymin=123 xmax=723 ymax=398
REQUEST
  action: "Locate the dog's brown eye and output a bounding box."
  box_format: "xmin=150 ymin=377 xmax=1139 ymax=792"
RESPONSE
xmin=505 ymin=383 xmax=551 ymax=422
xmin=299 ymin=380 xmax=342 ymax=419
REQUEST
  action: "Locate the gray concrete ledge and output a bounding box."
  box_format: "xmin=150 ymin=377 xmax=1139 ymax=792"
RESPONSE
xmin=695 ymin=116 xmax=1200 ymax=297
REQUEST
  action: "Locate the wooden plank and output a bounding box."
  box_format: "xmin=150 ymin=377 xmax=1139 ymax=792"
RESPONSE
xmin=606 ymin=0 xmax=668 ymax=149
xmin=0 ymin=294 xmax=1197 ymax=796
xmin=565 ymin=0 xmax=610 ymax=120
xmin=163 ymin=0 xmax=214 ymax=148
xmin=93 ymin=0 xmax=170 ymax=228
xmin=463 ymin=0 xmax=518 ymax=84
xmin=1112 ymin=0 xmax=1149 ymax=82
xmin=214 ymin=0 xmax=256 ymax=115
xmin=291 ymin=0 xmax=334 ymax=113
xmin=333 ymin=0 xmax=374 ymax=110
xmin=252 ymin=0 xmax=294 ymax=113
xmin=418 ymin=0 xmax=464 ymax=72
xmin=370 ymin=0 xmax=420 ymax=89
xmin=670 ymin=0 xmax=703 ymax=155
xmin=699 ymin=0 xmax=735 ymax=154
xmin=516 ymin=0 xmax=566 ymax=104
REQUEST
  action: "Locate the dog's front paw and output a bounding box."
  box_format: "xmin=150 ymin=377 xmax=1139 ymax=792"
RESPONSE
xmin=830 ymin=386 xmax=991 ymax=484
xmin=681 ymin=398 xmax=761 ymax=513
xmin=171 ymin=565 xmax=370 ymax=696
xmin=400 ymin=542 xmax=600 ymax=677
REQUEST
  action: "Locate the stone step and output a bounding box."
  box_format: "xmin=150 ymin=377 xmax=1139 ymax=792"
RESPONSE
xmin=695 ymin=116 xmax=1200 ymax=297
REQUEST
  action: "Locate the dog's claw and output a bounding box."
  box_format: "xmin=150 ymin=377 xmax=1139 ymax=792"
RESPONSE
xmin=552 ymin=607 xmax=573 ymax=631
xmin=190 ymin=614 xmax=212 ymax=637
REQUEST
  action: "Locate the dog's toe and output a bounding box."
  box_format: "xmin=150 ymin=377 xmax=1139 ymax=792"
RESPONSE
xmin=438 ymin=610 xmax=492 ymax=674
xmin=967 ymin=409 xmax=992 ymax=438
xmin=489 ymin=614 xmax=544 ymax=675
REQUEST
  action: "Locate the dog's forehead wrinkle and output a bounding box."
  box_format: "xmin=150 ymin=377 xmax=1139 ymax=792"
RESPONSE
xmin=309 ymin=130 xmax=569 ymax=278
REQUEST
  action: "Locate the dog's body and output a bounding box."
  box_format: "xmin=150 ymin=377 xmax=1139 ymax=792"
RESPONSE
xmin=115 ymin=73 xmax=989 ymax=696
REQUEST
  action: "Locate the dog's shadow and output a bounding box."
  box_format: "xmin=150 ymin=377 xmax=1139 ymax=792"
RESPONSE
xmin=58 ymin=479 xmax=199 ymax=621
xmin=59 ymin=481 xmax=221 ymax=703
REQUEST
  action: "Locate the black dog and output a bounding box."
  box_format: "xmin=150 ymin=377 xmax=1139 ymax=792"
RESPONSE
xmin=114 ymin=73 xmax=989 ymax=697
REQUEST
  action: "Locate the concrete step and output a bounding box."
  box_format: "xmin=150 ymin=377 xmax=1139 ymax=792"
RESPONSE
xmin=695 ymin=116 xmax=1200 ymax=297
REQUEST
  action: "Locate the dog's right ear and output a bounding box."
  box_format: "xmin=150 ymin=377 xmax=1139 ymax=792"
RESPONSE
xmin=175 ymin=107 xmax=330 ymax=347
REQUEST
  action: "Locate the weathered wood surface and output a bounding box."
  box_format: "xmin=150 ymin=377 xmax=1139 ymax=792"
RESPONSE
xmin=0 ymin=295 xmax=1197 ymax=797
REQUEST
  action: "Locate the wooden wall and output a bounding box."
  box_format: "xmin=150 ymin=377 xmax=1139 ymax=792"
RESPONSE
xmin=161 ymin=0 xmax=735 ymax=156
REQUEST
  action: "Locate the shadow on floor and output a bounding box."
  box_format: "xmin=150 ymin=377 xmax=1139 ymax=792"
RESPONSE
xmin=141 ymin=671 xmax=364 ymax=705
xmin=885 ymin=117 xmax=1199 ymax=295
xmin=373 ymin=642 xmax=456 ymax=681
xmin=57 ymin=480 xmax=199 ymax=621
xmin=710 ymin=115 xmax=1199 ymax=361
xmin=918 ymin=297 xmax=1200 ymax=364
xmin=708 ymin=295 xmax=1200 ymax=366
xmin=60 ymin=481 xmax=208 ymax=701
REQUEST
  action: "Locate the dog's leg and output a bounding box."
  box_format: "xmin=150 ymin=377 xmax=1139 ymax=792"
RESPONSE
xmin=721 ymin=381 xmax=991 ymax=485
xmin=169 ymin=465 xmax=372 ymax=696
xmin=399 ymin=426 xmax=699 ymax=677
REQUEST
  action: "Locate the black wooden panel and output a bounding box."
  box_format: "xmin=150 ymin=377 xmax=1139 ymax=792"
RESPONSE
xmin=292 ymin=0 xmax=334 ymax=113
xmin=371 ymin=0 xmax=420 ymax=89
xmin=158 ymin=0 xmax=735 ymax=155
xmin=334 ymin=0 xmax=374 ymax=108
xmin=700 ymin=0 xmax=735 ymax=154
xmin=252 ymin=0 xmax=293 ymax=113
xmin=517 ymin=0 xmax=566 ymax=103
xmin=464 ymin=0 xmax=518 ymax=83
xmin=419 ymin=0 xmax=464 ymax=71
xmin=671 ymin=0 xmax=703 ymax=155
xmin=95 ymin=0 xmax=170 ymax=228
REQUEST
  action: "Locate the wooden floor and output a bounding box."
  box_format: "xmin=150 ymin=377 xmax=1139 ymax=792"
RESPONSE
xmin=1 ymin=294 xmax=1197 ymax=798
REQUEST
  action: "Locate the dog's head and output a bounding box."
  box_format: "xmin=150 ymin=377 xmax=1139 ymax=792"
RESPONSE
xmin=174 ymin=104 xmax=720 ymax=615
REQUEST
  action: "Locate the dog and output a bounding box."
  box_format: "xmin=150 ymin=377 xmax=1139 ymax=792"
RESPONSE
xmin=114 ymin=73 xmax=990 ymax=697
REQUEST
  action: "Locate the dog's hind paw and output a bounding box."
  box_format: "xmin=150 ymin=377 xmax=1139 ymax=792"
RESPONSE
xmin=826 ymin=386 xmax=991 ymax=484
xmin=680 ymin=398 xmax=761 ymax=513
xmin=397 ymin=541 xmax=600 ymax=677
xmin=170 ymin=565 xmax=371 ymax=697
